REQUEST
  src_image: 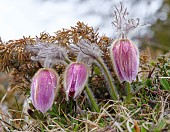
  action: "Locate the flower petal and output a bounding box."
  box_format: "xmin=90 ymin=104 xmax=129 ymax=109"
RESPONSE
xmin=31 ymin=68 xmax=59 ymax=113
xmin=64 ymin=63 xmax=88 ymax=100
xmin=110 ymin=39 xmax=139 ymax=83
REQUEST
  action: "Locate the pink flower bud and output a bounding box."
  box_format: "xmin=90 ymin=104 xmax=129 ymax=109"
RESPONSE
xmin=110 ymin=39 xmax=139 ymax=83
xmin=31 ymin=68 xmax=59 ymax=113
xmin=64 ymin=62 xmax=88 ymax=100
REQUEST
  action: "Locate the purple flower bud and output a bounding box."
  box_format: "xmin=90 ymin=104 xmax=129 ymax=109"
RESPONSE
xmin=31 ymin=68 xmax=59 ymax=113
xmin=64 ymin=62 xmax=88 ymax=100
xmin=110 ymin=39 xmax=139 ymax=83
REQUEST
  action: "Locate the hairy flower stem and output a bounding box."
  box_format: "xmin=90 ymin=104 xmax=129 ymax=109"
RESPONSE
xmin=64 ymin=58 xmax=100 ymax=112
xmin=96 ymin=57 xmax=119 ymax=100
xmin=85 ymin=85 xmax=100 ymax=112
xmin=64 ymin=57 xmax=71 ymax=64
xmin=125 ymin=82 xmax=132 ymax=101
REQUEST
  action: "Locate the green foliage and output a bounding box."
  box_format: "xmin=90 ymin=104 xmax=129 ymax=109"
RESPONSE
xmin=160 ymin=78 xmax=170 ymax=90
xmin=93 ymin=66 xmax=101 ymax=75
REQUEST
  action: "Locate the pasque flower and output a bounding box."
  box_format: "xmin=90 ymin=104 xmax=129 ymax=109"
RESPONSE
xmin=110 ymin=39 xmax=139 ymax=83
xmin=64 ymin=62 xmax=88 ymax=100
xmin=69 ymin=39 xmax=118 ymax=100
xmin=110 ymin=2 xmax=140 ymax=83
xmin=26 ymin=39 xmax=65 ymax=113
xmin=31 ymin=68 xmax=59 ymax=113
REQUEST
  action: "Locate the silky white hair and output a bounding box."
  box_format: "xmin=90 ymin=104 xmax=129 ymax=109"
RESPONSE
xmin=69 ymin=39 xmax=102 ymax=65
xmin=26 ymin=39 xmax=68 ymax=68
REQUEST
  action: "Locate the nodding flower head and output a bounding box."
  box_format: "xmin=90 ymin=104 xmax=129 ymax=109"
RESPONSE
xmin=26 ymin=39 xmax=67 ymax=68
xmin=64 ymin=62 xmax=88 ymax=101
xmin=69 ymin=39 xmax=102 ymax=65
xmin=31 ymin=68 xmax=59 ymax=113
xmin=110 ymin=2 xmax=140 ymax=83
xmin=110 ymin=39 xmax=139 ymax=83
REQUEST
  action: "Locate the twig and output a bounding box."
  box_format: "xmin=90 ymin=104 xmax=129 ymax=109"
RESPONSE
xmin=0 ymin=118 xmax=21 ymax=131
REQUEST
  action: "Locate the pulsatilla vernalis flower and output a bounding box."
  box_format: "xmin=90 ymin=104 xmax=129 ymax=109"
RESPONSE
xmin=110 ymin=39 xmax=139 ymax=83
xmin=31 ymin=68 xmax=59 ymax=113
xmin=64 ymin=62 xmax=88 ymax=100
